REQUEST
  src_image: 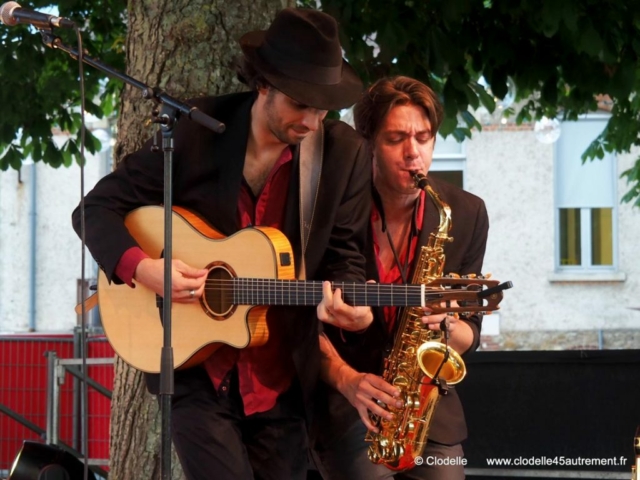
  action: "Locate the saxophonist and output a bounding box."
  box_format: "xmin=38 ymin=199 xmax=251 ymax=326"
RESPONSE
xmin=314 ymin=76 xmax=490 ymax=480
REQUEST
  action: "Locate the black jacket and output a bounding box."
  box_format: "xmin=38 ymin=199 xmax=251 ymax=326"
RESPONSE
xmin=72 ymin=91 xmax=372 ymax=422
xmin=320 ymin=175 xmax=489 ymax=445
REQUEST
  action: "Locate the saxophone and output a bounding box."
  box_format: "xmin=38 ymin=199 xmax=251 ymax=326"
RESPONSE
xmin=365 ymin=171 xmax=466 ymax=471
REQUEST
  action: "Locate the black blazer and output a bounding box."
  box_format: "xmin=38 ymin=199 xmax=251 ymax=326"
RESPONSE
xmin=71 ymin=91 xmax=372 ymax=421
xmin=320 ymin=175 xmax=489 ymax=445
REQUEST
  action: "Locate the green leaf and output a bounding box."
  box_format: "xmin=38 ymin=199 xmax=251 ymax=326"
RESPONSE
xmin=439 ymin=115 xmax=458 ymax=138
xmin=451 ymin=126 xmax=471 ymax=142
xmin=471 ymin=82 xmax=496 ymax=112
xmin=44 ymin=140 xmax=64 ymax=169
xmin=2 ymin=146 xmax=23 ymax=170
xmin=541 ymin=0 xmax=563 ymax=37
xmin=82 ymin=129 xmax=102 ymax=155
xmin=460 ymin=110 xmax=482 ymax=131
xmin=577 ymin=22 xmax=603 ymax=56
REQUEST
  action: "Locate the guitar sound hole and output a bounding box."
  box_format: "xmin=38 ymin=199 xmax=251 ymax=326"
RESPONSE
xmin=201 ymin=263 xmax=237 ymax=320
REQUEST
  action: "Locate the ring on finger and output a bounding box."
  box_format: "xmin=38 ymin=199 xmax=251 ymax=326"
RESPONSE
xmin=189 ymin=289 xmax=195 ymax=299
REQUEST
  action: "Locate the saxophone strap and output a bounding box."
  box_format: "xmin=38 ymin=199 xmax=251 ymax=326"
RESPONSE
xmin=385 ymin=228 xmax=413 ymax=285
xmin=372 ymin=185 xmax=422 ymax=284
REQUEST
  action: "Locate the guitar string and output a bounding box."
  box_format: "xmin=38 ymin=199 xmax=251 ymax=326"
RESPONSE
xmin=199 ymin=279 xmax=472 ymax=288
xmin=197 ymin=280 xmax=473 ymax=295
xmin=198 ymin=280 xmax=474 ymax=295
xmin=190 ymin=280 xmax=483 ymax=307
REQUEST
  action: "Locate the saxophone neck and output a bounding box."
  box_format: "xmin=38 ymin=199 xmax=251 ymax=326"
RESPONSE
xmin=428 ymin=185 xmax=453 ymax=237
xmin=411 ymin=171 xmax=452 ymax=236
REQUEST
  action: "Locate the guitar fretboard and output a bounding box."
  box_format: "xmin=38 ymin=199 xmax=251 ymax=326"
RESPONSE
xmin=206 ymin=279 xmax=438 ymax=307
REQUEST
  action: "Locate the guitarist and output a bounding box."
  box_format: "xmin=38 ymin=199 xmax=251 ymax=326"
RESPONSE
xmin=72 ymin=8 xmax=372 ymax=480
xmin=315 ymin=76 xmax=490 ymax=480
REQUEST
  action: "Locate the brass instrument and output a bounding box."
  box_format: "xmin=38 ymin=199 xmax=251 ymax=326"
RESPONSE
xmin=366 ymin=171 xmax=467 ymax=471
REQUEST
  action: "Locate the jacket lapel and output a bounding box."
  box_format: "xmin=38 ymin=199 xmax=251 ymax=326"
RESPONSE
xmin=205 ymin=93 xmax=254 ymax=236
xmin=283 ymin=146 xmax=303 ymax=275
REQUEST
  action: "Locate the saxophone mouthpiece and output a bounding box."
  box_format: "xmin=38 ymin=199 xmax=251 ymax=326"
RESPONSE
xmin=411 ymin=171 xmax=429 ymax=190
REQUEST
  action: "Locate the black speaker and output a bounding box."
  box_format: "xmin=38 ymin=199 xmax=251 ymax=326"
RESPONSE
xmin=8 ymin=441 xmax=96 ymax=480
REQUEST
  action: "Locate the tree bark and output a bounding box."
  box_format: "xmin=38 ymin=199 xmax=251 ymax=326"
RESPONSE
xmin=110 ymin=1 xmax=292 ymax=478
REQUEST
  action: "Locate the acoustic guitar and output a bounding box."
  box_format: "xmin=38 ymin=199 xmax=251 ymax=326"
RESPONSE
xmin=97 ymin=206 xmax=508 ymax=373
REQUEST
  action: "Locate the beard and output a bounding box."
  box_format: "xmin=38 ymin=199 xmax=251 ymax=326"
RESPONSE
xmin=264 ymin=90 xmax=311 ymax=145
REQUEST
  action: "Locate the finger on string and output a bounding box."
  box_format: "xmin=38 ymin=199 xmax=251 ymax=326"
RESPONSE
xmin=322 ymin=281 xmax=333 ymax=303
xmin=332 ymin=287 xmax=345 ymax=309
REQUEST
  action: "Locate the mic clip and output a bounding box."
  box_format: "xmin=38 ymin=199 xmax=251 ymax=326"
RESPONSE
xmin=431 ymin=376 xmax=450 ymax=396
xmin=440 ymin=317 xmax=451 ymax=341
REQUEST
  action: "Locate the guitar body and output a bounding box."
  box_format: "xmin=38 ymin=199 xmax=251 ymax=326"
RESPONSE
xmin=98 ymin=206 xmax=296 ymax=373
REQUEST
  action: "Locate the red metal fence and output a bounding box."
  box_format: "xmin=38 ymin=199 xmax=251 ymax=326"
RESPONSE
xmin=0 ymin=333 xmax=114 ymax=476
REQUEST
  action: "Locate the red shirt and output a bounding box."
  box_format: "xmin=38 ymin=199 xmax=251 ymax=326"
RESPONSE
xmin=115 ymin=146 xmax=295 ymax=416
xmin=371 ymin=190 xmax=425 ymax=334
xmin=203 ymin=146 xmax=295 ymax=415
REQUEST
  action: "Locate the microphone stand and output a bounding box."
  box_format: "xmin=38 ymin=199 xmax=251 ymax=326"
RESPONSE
xmin=38 ymin=29 xmax=225 ymax=480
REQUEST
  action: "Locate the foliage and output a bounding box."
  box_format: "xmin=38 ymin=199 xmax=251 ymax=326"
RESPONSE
xmin=322 ymin=0 xmax=640 ymax=206
xmin=0 ymin=0 xmax=126 ymax=170
xmin=2 ymin=0 xmax=640 ymax=205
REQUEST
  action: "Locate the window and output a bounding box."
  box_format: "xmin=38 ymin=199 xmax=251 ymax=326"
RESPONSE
xmin=431 ymin=134 xmax=465 ymax=189
xmin=554 ymin=114 xmax=617 ymax=272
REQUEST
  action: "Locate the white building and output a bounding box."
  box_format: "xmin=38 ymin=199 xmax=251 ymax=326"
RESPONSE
xmin=431 ymin=111 xmax=640 ymax=350
xmin=1 ymin=111 xmax=639 ymax=350
xmin=0 ymin=125 xmax=111 ymax=333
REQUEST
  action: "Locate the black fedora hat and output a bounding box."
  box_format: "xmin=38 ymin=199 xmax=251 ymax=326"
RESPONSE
xmin=239 ymin=8 xmax=362 ymax=111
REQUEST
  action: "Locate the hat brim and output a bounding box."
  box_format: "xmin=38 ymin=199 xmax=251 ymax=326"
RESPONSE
xmin=240 ymin=30 xmax=363 ymax=111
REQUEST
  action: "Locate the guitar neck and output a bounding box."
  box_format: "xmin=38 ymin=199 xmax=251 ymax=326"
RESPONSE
xmin=231 ymin=279 xmax=429 ymax=307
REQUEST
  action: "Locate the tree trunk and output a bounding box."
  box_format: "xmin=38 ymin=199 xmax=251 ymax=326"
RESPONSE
xmin=110 ymin=1 xmax=293 ymax=478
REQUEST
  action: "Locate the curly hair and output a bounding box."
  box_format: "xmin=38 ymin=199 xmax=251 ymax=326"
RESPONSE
xmin=234 ymin=56 xmax=270 ymax=91
xmin=354 ymin=76 xmax=444 ymax=141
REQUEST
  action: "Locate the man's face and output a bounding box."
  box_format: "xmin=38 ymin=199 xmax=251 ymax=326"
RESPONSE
xmin=373 ymin=104 xmax=435 ymax=194
xmin=261 ymin=87 xmax=328 ymax=145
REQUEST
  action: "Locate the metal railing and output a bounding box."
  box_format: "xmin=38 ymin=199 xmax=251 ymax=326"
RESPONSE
xmin=45 ymin=351 xmax=113 ymax=472
xmin=0 ymin=331 xmax=113 ymax=478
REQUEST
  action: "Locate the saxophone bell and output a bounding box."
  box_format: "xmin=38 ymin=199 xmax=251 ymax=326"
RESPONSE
xmin=417 ymin=341 xmax=466 ymax=386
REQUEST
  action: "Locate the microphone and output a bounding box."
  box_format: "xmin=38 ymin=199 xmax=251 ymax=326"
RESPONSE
xmin=0 ymin=2 xmax=75 ymax=29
